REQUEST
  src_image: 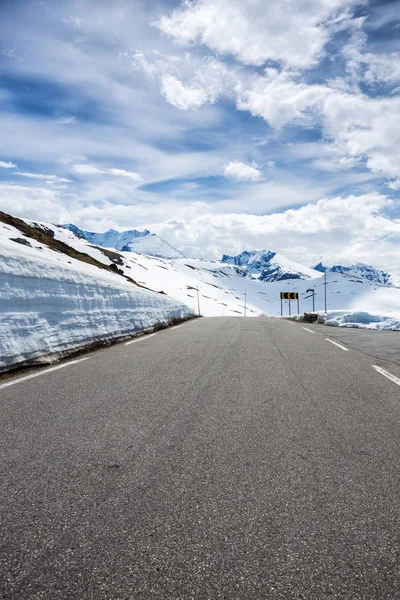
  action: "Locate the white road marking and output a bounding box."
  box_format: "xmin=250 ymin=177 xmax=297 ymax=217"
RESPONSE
xmin=372 ymin=365 xmax=400 ymax=387
xmin=287 ymin=321 xmax=295 ymax=325
xmin=0 ymin=357 xmax=90 ymax=390
xmin=173 ymin=324 xmax=184 ymax=329
xmin=325 ymin=338 xmax=349 ymax=352
xmin=125 ymin=333 xmax=156 ymax=346
xmin=302 ymin=327 xmax=315 ymax=334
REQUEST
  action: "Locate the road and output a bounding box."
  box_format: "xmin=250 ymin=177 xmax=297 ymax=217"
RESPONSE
xmin=1 ymin=317 xmax=400 ymax=599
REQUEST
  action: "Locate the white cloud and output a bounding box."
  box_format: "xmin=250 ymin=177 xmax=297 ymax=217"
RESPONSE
xmin=156 ymin=0 xmax=359 ymax=69
xmin=109 ymin=168 xmax=142 ymax=182
xmin=323 ymin=93 xmax=400 ymax=178
xmin=387 ymin=179 xmax=400 ymax=191
xmin=237 ymin=69 xmax=330 ymax=128
xmin=161 ymin=74 xmax=212 ymax=110
xmin=73 ymin=164 xmax=104 ymax=175
xmin=13 ymin=171 xmax=70 ymax=183
xmin=73 ymin=164 xmax=144 ymax=182
xmin=55 ymin=116 xmax=78 ymax=125
xmin=2 ymin=177 xmax=399 ymax=276
xmin=341 ymin=29 xmax=400 ymax=90
xmin=151 ymin=193 xmax=400 ymax=275
xmin=0 ymin=161 xmax=17 ymax=169
xmin=223 ymin=160 xmax=263 ymax=182
xmin=0 ymin=183 xmax=70 ymax=222
xmin=130 ymin=50 xmax=233 ymax=110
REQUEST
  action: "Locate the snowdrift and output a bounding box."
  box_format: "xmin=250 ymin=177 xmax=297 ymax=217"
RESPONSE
xmin=0 ymin=221 xmax=194 ymax=372
xmin=319 ymin=311 xmax=400 ymax=330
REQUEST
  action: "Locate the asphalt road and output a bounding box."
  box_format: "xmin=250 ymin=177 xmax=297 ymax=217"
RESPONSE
xmin=290 ymin=319 xmax=400 ymax=366
xmin=1 ymin=317 xmax=400 ymax=599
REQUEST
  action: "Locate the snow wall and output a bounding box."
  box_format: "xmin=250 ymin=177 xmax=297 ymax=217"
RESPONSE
xmin=0 ymin=252 xmax=194 ymax=371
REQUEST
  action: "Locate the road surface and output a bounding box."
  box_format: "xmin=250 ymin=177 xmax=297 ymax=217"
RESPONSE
xmin=1 ymin=317 xmax=400 ymax=599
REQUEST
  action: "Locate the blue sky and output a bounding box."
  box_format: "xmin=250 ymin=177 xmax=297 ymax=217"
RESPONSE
xmin=0 ymin=0 xmax=399 ymax=273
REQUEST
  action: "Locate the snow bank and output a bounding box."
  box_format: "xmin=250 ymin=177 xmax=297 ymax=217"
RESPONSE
xmin=319 ymin=311 xmax=400 ymax=330
xmin=0 ymin=231 xmax=194 ymax=371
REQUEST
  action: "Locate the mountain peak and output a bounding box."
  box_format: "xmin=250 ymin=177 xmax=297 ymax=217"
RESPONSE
xmin=62 ymin=224 xmax=184 ymax=260
xmin=222 ymin=250 xmax=320 ymax=282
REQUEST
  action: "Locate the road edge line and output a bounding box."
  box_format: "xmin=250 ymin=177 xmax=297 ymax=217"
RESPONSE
xmin=325 ymin=338 xmax=349 ymax=352
xmin=372 ymin=365 xmax=400 ymax=387
xmin=0 ymin=357 xmax=91 ymax=390
xmin=125 ymin=333 xmax=157 ymax=346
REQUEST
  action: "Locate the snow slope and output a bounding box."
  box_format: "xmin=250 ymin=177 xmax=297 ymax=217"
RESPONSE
xmin=222 ymin=250 xmax=320 ymax=281
xmin=26 ymin=220 xmax=400 ymax=327
xmin=64 ymin=224 xmax=185 ymax=259
xmin=0 ymin=218 xmax=194 ymax=371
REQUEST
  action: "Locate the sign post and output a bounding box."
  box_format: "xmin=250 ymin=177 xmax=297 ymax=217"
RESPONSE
xmin=280 ymin=292 xmax=299 ymax=316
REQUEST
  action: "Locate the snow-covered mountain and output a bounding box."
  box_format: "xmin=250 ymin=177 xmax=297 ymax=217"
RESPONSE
xmin=313 ymin=262 xmax=399 ymax=287
xmin=64 ymin=224 xmax=185 ymax=260
xmin=21 ymin=219 xmax=400 ymax=326
xmin=222 ymin=250 xmax=320 ymax=282
xmin=2 ymin=208 xmax=399 ymax=373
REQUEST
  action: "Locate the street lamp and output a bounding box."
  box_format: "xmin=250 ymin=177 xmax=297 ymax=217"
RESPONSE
xmin=305 ymin=288 xmax=315 ymax=311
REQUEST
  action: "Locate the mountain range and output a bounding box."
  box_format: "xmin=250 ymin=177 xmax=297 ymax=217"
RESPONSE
xmin=0 ymin=211 xmax=398 ymax=327
xmin=313 ymin=262 xmax=396 ymax=286
xmin=63 ymin=225 xmax=399 ymax=287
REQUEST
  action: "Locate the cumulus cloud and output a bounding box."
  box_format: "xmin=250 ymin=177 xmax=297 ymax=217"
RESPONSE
xmin=156 ymin=0 xmax=358 ymax=69
xmin=151 ymin=193 xmax=400 ymax=274
xmin=130 ymin=50 xmax=233 ymax=110
xmin=0 ymin=183 xmax=70 ymax=222
xmin=323 ymin=93 xmax=400 ymax=179
xmin=387 ymin=179 xmax=400 ymax=191
xmin=223 ymin=160 xmax=263 ymax=182
xmin=0 ymin=161 xmax=17 ymax=169
xmin=237 ymin=69 xmax=330 ymax=128
xmin=341 ymin=29 xmax=400 ymax=91
xmin=161 ymin=74 xmax=212 ymax=110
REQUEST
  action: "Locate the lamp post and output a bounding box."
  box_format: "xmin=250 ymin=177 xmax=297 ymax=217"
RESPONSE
xmin=219 ymin=302 xmax=227 ymax=316
xmin=187 ymin=285 xmax=201 ymax=316
xmin=305 ymin=288 xmax=315 ymax=311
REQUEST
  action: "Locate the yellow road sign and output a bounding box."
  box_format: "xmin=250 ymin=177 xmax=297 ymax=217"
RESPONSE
xmin=280 ymin=292 xmax=298 ymax=300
